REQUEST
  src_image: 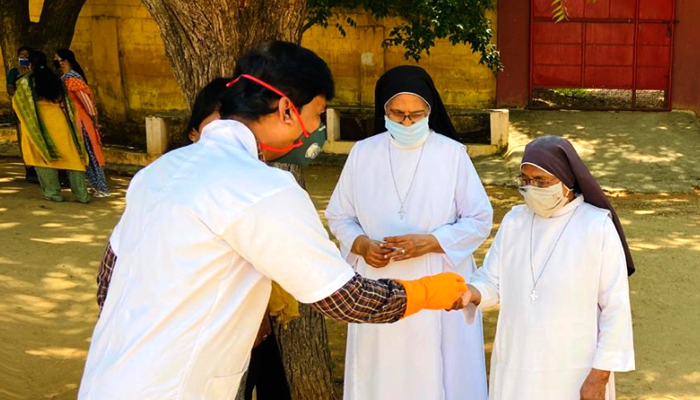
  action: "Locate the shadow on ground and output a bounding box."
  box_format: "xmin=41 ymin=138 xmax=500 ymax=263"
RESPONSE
xmin=307 ymin=165 xmax=700 ymax=400
xmin=0 ymin=159 xmax=128 ymax=399
xmin=1 ymin=160 xmax=699 ymax=399
xmin=473 ymin=110 xmax=700 ymax=194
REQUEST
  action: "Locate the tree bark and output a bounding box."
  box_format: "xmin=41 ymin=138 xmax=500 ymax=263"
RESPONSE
xmin=273 ymin=303 xmax=339 ymax=400
xmin=268 ymin=162 xmax=340 ymax=400
xmin=138 ymin=1 xmax=340 ymax=396
xmin=139 ymin=0 xmax=309 ymax=106
xmin=0 ymin=0 xmax=87 ymax=77
xmin=0 ymin=0 xmax=28 ymax=76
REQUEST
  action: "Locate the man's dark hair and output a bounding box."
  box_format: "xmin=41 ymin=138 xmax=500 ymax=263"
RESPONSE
xmin=28 ymin=51 xmax=65 ymax=102
xmin=185 ymin=77 xmax=230 ymax=140
xmin=17 ymin=46 xmax=33 ymax=56
xmin=219 ymin=41 xmax=334 ymax=121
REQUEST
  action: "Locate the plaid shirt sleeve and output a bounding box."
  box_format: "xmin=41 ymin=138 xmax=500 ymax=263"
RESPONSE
xmin=310 ymin=274 xmax=407 ymax=323
xmin=95 ymin=245 xmax=407 ymax=323
xmin=96 ymin=244 xmax=117 ymax=312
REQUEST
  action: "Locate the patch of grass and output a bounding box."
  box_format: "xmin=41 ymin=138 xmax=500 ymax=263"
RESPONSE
xmin=552 ymin=88 xmax=589 ymax=98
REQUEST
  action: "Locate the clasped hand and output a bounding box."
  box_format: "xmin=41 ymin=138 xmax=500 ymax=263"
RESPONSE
xmin=351 ymin=234 xmax=442 ymax=268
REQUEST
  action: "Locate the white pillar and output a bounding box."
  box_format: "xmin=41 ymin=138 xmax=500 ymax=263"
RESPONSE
xmin=145 ymin=116 xmax=168 ymax=155
xmin=326 ymin=108 xmax=341 ymax=143
xmin=490 ymin=109 xmax=509 ymax=150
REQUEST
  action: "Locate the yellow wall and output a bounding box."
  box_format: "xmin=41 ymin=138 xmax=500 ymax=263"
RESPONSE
xmin=1 ymin=0 xmax=187 ymax=120
xmin=301 ymin=11 xmax=497 ymax=109
xmin=1 ymin=0 xmax=497 ymax=118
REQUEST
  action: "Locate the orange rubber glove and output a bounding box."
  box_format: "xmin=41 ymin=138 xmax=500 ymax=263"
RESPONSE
xmin=398 ymin=272 xmax=468 ymax=319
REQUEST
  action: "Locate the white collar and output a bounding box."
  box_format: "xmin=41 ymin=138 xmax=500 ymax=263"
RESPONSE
xmin=198 ymin=119 xmax=259 ymax=159
xmin=551 ymin=194 xmax=585 ymax=217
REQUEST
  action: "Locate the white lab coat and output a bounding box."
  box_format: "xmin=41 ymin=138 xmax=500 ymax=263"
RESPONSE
xmin=78 ymin=120 xmax=355 ymax=400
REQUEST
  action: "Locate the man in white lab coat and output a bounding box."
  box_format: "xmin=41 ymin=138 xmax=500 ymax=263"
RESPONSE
xmin=78 ymin=41 xmax=468 ymax=400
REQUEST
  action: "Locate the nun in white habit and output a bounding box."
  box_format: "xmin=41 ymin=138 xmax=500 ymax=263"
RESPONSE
xmin=465 ymin=135 xmax=636 ymax=400
xmin=325 ymin=65 xmax=493 ymax=400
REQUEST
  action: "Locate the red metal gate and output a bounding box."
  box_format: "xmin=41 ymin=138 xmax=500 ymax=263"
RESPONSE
xmin=530 ymin=0 xmax=676 ymax=109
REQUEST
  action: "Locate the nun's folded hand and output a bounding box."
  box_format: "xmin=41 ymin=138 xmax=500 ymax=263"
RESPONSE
xmin=351 ymin=235 xmax=393 ymax=268
xmin=383 ymin=234 xmax=443 ymax=262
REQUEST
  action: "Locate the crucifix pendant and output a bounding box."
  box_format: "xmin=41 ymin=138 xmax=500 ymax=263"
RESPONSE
xmin=398 ymin=207 xmax=406 ymax=220
xmin=529 ymin=289 xmax=538 ymax=304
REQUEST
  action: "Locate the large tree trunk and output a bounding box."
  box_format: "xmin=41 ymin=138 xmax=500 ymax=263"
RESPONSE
xmin=0 ymin=0 xmax=87 ymax=76
xmin=142 ymin=0 xmax=337 ymax=400
xmin=140 ymin=2 xmax=340 ymax=397
xmin=268 ymin=162 xmax=340 ymax=400
xmin=273 ymin=303 xmax=339 ymax=400
xmin=140 ymin=0 xmax=309 ymax=105
xmin=0 ymin=0 xmax=29 ymax=75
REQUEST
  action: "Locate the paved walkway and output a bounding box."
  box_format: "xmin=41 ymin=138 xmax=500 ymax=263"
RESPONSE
xmin=3 ymin=110 xmax=700 ymax=193
xmin=473 ymin=110 xmax=700 ymax=193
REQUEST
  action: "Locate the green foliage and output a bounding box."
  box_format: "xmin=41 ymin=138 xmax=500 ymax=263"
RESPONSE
xmin=552 ymin=88 xmax=589 ymax=98
xmin=307 ymin=0 xmax=503 ymax=74
xmin=552 ymin=0 xmax=568 ymax=22
xmin=551 ymin=0 xmax=598 ymax=22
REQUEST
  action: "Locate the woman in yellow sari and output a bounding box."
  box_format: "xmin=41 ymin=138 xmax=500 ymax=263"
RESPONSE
xmin=12 ymin=51 xmax=90 ymax=203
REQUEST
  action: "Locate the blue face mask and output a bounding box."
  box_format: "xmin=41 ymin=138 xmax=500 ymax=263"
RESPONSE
xmin=19 ymin=58 xmax=30 ymax=68
xmin=384 ymin=116 xmax=430 ymax=146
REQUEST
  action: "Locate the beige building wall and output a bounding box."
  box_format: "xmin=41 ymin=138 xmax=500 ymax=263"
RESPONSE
xmin=1 ymin=0 xmax=497 ymax=119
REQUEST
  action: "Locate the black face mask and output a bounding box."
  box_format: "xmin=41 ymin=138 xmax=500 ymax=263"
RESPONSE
xmin=53 ymin=60 xmax=62 ymax=70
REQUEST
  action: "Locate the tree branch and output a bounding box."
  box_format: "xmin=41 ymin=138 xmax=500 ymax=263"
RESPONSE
xmin=0 ymin=0 xmax=31 ymax=75
xmin=28 ymin=0 xmax=88 ymax=52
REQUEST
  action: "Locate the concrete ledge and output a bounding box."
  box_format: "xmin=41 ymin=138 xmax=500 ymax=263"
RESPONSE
xmin=324 ymin=108 xmax=508 ymax=158
xmin=323 ymin=140 xmax=500 ymax=158
xmin=0 ymin=125 xmax=17 ymax=144
xmin=103 ymin=146 xmax=160 ymax=167
xmin=2 ymin=108 xmax=506 ymax=171
xmin=1 ymin=124 xmax=161 ymax=169
xmin=323 ymin=140 xmax=355 ymax=155
xmin=466 ymin=144 xmax=501 ymax=158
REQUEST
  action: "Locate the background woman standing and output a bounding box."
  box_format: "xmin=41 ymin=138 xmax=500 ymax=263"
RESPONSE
xmin=12 ymin=51 xmax=89 ymax=203
xmin=6 ymin=45 xmax=32 ymax=97
xmin=6 ymin=45 xmax=38 ymax=183
xmin=55 ymin=49 xmax=110 ymax=197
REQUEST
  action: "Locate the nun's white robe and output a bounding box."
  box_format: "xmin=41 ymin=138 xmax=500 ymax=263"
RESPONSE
xmin=326 ymin=131 xmax=493 ymax=400
xmin=468 ymin=196 xmax=635 ymax=400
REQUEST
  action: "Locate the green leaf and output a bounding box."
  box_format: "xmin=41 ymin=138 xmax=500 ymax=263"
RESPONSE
xmin=306 ymin=0 xmax=503 ymax=73
xmin=552 ymin=0 xmax=568 ymax=22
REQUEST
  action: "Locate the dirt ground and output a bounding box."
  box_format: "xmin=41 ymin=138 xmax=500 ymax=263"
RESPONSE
xmin=1 ymin=160 xmax=699 ymax=399
xmin=472 ymin=110 xmax=700 ymax=194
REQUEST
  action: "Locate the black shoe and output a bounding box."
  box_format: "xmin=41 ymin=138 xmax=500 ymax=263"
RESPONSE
xmin=25 ymin=167 xmax=39 ymax=184
xmin=58 ymin=170 xmax=70 ymax=188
